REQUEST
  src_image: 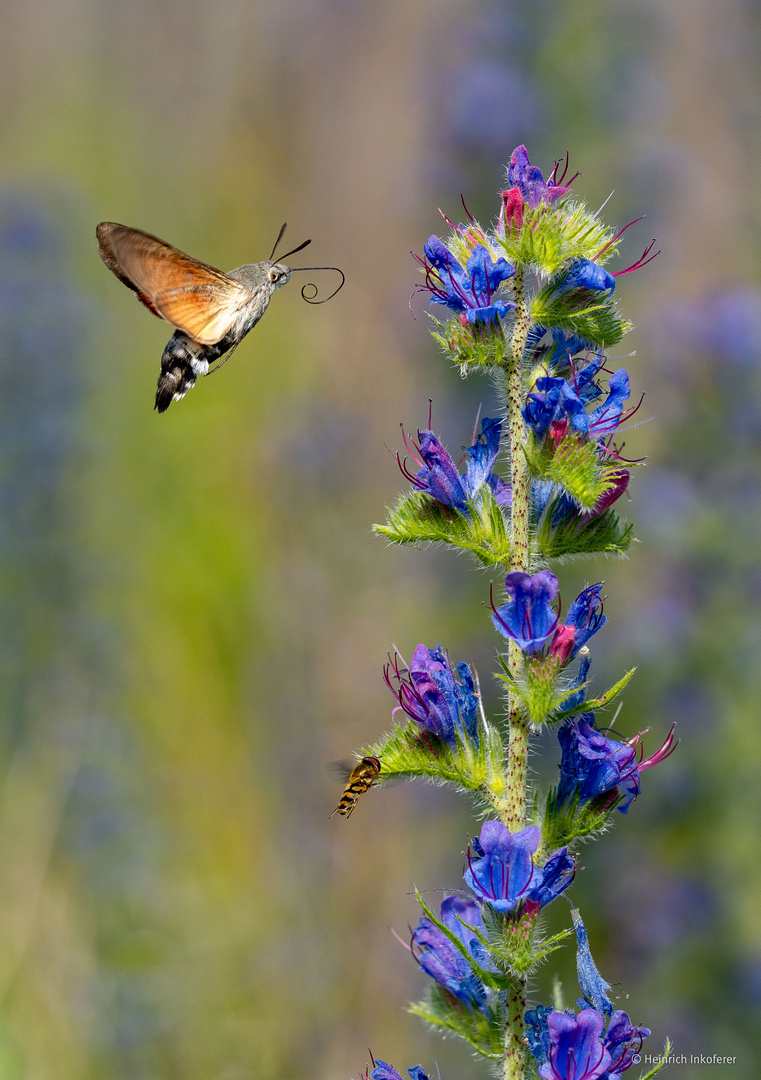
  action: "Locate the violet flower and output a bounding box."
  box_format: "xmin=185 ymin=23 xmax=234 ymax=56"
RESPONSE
xmin=491 ymin=570 xmax=560 ymax=654
xmin=384 ymin=644 xmax=480 ymax=748
xmin=410 ymin=894 xmax=493 ymax=1010
xmin=500 ymin=145 xmax=575 ymax=229
xmin=398 ymin=416 xmax=511 ymax=515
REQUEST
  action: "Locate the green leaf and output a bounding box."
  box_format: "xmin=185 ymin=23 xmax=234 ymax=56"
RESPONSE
xmin=362 ymin=713 xmax=509 ymax=815
xmin=478 ymin=905 xmax=573 ymax=977
xmin=429 ymin=313 xmax=509 ymax=370
xmin=409 ymin=985 xmax=504 ymax=1059
xmin=530 ymin=284 xmax=630 ymax=349
xmin=495 ymin=200 xmax=619 ymax=278
xmin=638 ymin=1041 xmax=673 ymax=1079
xmin=536 ymin=503 xmax=635 ymax=560
xmin=539 ymin=786 xmax=615 ymax=854
xmin=374 ymin=488 xmax=511 ymax=568
xmin=555 ymin=667 xmax=637 ymax=719
xmin=525 ymin=435 xmax=629 ymax=514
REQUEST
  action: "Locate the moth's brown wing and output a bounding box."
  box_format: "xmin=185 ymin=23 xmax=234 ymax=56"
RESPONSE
xmin=96 ymin=222 xmax=250 ymax=345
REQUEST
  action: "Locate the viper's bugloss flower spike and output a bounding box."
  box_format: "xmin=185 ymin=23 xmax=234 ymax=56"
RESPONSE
xmin=491 ymin=570 xmax=560 ymax=653
xmin=384 ymin=644 xmax=480 ymax=748
xmin=413 ymin=238 xmax=515 ymax=325
xmin=463 ymin=821 xmax=574 ymax=913
xmin=555 ymin=715 xmax=678 ymax=813
xmin=398 ymin=416 xmax=511 ymax=513
xmin=410 ymin=895 xmax=494 ymax=1009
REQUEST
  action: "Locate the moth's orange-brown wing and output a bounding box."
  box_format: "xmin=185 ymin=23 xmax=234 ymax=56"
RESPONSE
xmin=96 ymin=222 xmax=250 ymax=345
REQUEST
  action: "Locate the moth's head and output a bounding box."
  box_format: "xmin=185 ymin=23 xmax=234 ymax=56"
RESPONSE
xmin=267 ymin=261 xmax=292 ymax=289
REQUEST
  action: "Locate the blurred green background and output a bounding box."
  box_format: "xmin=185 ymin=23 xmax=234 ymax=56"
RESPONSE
xmin=0 ymin=0 xmax=759 ymax=1077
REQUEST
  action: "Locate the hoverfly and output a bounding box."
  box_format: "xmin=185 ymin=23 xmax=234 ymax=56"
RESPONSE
xmin=96 ymin=221 xmax=343 ymax=412
xmin=330 ymin=756 xmax=381 ymax=819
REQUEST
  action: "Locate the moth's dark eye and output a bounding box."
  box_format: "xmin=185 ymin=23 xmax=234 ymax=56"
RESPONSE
xmin=269 ymin=269 xmax=282 ymax=283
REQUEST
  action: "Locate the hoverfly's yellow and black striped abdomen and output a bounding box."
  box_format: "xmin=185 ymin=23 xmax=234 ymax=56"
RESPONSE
xmin=330 ymin=756 xmax=381 ymax=819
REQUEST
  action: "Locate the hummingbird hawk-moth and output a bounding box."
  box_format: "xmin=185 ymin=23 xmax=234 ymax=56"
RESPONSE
xmin=96 ymin=221 xmax=343 ymax=412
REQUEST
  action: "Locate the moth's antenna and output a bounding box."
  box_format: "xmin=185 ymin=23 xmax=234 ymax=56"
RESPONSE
xmin=269 ymin=222 xmax=288 ymax=261
xmin=290 ymin=265 xmax=346 ymax=304
xmin=279 ymin=238 xmax=312 ymax=261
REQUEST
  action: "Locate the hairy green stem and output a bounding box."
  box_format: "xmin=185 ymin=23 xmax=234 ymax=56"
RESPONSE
xmin=501 ymin=267 xmax=533 ymax=1080
xmin=503 ymin=265 xmax=532 ymax=831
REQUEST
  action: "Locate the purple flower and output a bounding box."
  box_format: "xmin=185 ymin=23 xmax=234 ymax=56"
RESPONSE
xmin=604 ymin=1011 xmax=651 ymax=1076
xmin=384 ymin=644 xmax=480 ymax=748
xmin=369 ymin=1064 xmax=405 ymax=1080
xmin=398 ymin=416 xmax=511 ymax=514
xmin=500 ymin=146 xmax=574 ymax=229
xmin=413 ymin=238 xmax=515 ymax=325
xmin=464 ymin=820 xmax=574 ymax=913
xmin=369 ymin=1063 xmax=430 ymax=1080
xmin=491 ymin=570 xmax=560 ymax=654
xmin=538 ymin=1009 xmax=613 ymax=1080
xmin=528 ymin=1006 xmax=650 ymax=1080
xmin=556 ymin=714 xmax=678 ymax=813
xmin=410 ymin=894 xmax=492 ymax=1009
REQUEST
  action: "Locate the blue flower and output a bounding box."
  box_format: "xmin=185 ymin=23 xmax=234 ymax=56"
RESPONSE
xmin=555 ymin=714 xmax=678 ymax=814
xmin=586 ymin=370 xmax=631 ymax=440
xmin=524 ymin=326 xmax=599 ymax=377
xmin=524 ymin=1005 xmax=554 ymax=1066
xmin=554 ymin=583 xmax=607 ymax=662
xmin=491 ymin=570 xmax=560 ymax=654
xmin=548 ymin=258 xmax=616 ymax=301
xmin=399 ymin=416 xmax=511 ymax=514
xmin=523 ymin=376 xmax=588 ymax=440
xmin=572 ymin=908 xmax=615 ymax=1018
xmin=415 ymin=238 xmax=515 ymax=325
xmin=410 ymin=894 xmax=492 ymax=1009
xmin=463 ymin=820 xmax=574 ymax=913
xmin=385 ymin=644 xmax=480 ymax=748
